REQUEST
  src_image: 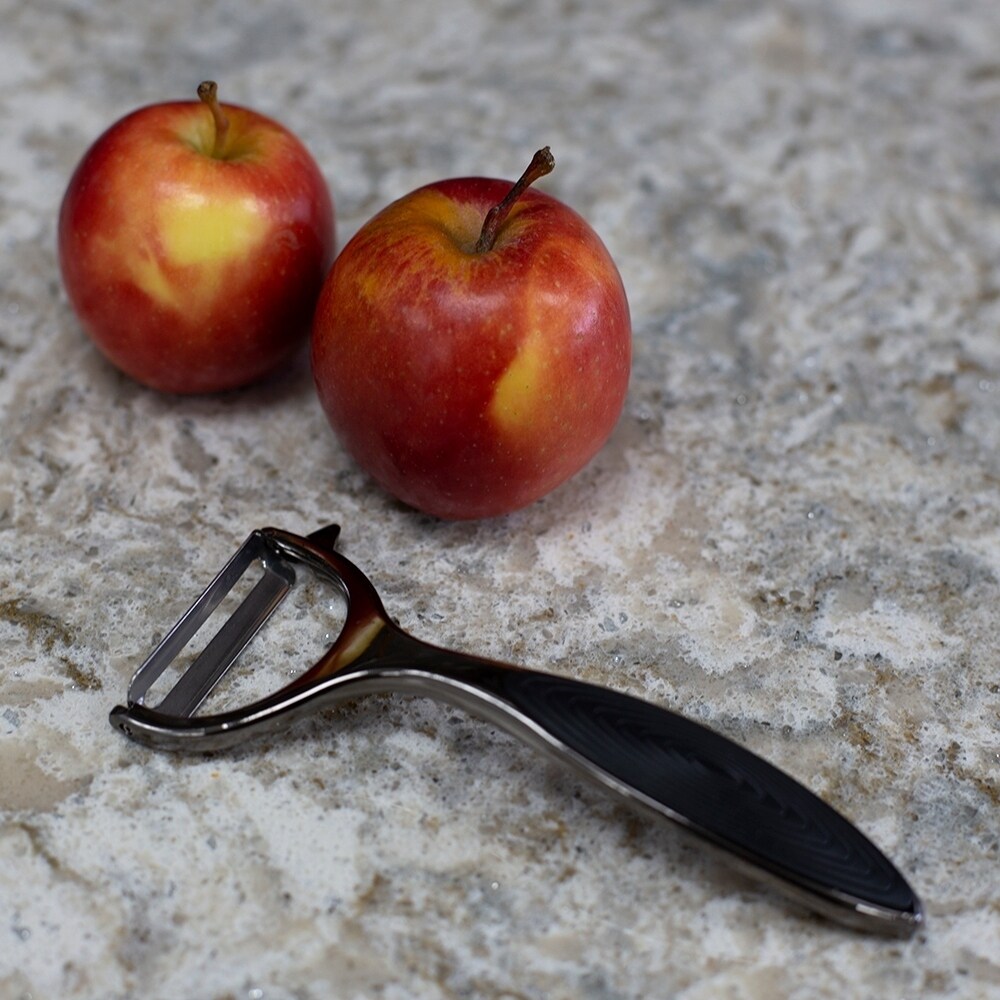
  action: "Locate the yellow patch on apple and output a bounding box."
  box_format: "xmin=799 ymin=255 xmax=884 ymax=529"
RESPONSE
xmin=126 ymin=195 xmax=270 ymax=311
xmin=489 ymin=331 xmax=546 ymax=433
xmin=160 ymin=194 xmax=269 ymax=266
xmin=128 ymin=252 xmax=179 ymax=310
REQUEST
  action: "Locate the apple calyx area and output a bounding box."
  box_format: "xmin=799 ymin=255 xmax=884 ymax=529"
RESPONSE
xmin=474 ymin=147 xmax=555 ymax=253
xmin=197 ymin=80 xmax=232 ymax=159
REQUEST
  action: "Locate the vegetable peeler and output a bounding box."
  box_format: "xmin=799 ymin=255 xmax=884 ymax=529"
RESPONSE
xmin=110 ymin=525 xmax=923 ymax=935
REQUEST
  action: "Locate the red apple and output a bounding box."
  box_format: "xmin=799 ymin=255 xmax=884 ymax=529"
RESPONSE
xmin=311 ymin=149 xmax=631 ymax=520
xmin=59 ymin=82 xmax=334 ymax=394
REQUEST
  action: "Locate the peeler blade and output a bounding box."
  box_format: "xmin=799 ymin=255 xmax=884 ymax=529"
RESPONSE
xmin=126 ymin=531 xmax=295 ymax=716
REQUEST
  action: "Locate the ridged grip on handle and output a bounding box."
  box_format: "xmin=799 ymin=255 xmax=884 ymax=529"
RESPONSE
xmin=457 ymin=664 xmax=920 ymax=928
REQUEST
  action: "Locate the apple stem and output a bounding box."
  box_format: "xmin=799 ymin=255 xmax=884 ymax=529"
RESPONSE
xmin=197 ymin=80 xmax=230 ymax=158
xmin=474 ymin=147 xmax=555 ymax=253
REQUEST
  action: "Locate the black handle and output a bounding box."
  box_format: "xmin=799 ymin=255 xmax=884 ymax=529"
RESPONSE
xmin=447 ymin=662 xmax=921 ymax=931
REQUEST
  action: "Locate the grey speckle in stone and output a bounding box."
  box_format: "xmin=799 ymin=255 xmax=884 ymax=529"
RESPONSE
xmin=2 ymin=0 xmax=1000 ymax=997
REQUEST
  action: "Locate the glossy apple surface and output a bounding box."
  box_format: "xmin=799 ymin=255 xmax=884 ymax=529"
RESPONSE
xmin=311 ymin=160 xmax=630 ymax=519
xmin=59 ymin=84 xmax=334 ymax=393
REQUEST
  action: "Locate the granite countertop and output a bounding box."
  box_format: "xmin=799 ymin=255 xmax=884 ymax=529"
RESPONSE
xmin=2 ymin=0 xmax=999 ymax=997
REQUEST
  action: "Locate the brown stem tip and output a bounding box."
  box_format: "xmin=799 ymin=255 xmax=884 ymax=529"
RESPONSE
xmin=197 ymin=80 xmax=230 ymax=158
xmin=475 ymin=147 xmax=555 ymax=253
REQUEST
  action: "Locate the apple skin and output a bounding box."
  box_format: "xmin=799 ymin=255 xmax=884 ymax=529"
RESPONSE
xmin=59 ymin=95 xmax=334 ymax=394
xmin=311 ymin=176 xmax=631 ymax=520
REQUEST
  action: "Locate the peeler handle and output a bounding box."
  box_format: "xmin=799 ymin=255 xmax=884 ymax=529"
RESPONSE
xmin=406 ymin=653 xmax=922 ymax=934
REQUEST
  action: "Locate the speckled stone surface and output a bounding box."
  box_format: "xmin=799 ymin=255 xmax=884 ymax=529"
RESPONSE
xmin=2 ymin=0 xmax=1000 ymax=997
